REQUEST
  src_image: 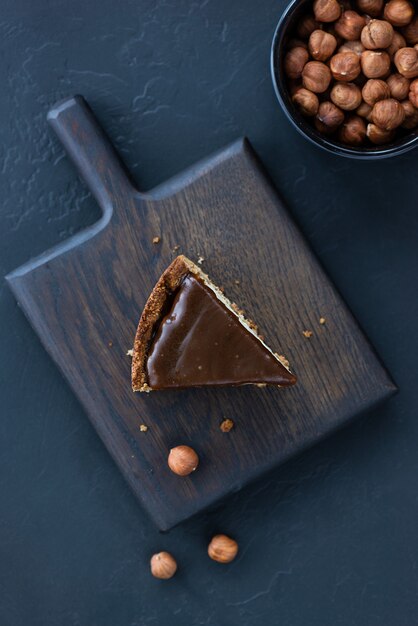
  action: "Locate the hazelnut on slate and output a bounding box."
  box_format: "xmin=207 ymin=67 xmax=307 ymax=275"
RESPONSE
xmin=384 ymin=0 xmax=414 ymax=26
xmin=313 ymin=0 xmax=341 ymax=22
xmin=168 ymin=445 xmax=199 ymax=476
xmin=356 ymin=101 xmax=373 ymax=118
xmin=362 ymin=78 xmax=391 ymax=104
xmin=356 ymin=0 xmax=384 ymax=17
xmin=394 ymin=47 xmax=418 ymax=77
xmin=297 ymin=14 xmax=321 ymax=39
xmin=402 ymin=16 xmax=418 ymax=44
xmin=338 ymin=40 xmax=365 ymax=55
xmin=361 ymin=19 xmax=394 ymax=48
xmin=284 ymin=46 xmax=310 ymax=79
xmin=409 ymin=78 xmax=418 ymax=106
xmin=292 ymin=87 xmax=320 ymax=115
xmin=371 ymin=97 xmax=406 ymax=128
xmin=315 ymin=101 xmax=345 ymax=132
xmin=338 ymin=114 xmax=367 ymax=144
xmin=331 ymin=81 xmax=363 ymax=108
xmin=361 ymin=50 xmax=391 ymax=77
xmin=302 ymin=60 xmax=332 ymax=92
xmin=150 ymin=552 xmax=177 ymax=579
xmin=401 ymin=99 xmax=418 ymax=126
xmin=309 ymin=30 xmax=338 ymax=60
xmin=208 ymin=535 xmax=239 ymax=563
xmin=330 ymin=51 xmax=361 ymax=81
xmin=387 ymin=72 xmax=411 ymax=98
xmin=387 ymin=31 xmax=407 ymax=56
xmin=335 ymin=11 xmax=366 ymax=40
xmin=367 ymin=122 xmax=396 ymax=142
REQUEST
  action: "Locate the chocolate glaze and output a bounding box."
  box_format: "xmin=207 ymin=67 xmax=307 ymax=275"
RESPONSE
xmin=146 ymin=274 xmax=296 ymax=389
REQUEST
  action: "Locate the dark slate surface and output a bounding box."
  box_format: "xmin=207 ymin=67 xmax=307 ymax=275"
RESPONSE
xmin=1 ymin=0 xmax=417 ymax=624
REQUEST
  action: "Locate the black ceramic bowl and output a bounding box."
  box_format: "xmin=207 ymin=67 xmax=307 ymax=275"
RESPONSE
xmin=271 ymin=0 xmax=418 ymax=159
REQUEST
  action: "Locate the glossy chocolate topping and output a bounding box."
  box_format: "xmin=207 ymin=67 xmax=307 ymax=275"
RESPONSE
xmin=146 ymin=273 xmax=296 ymax=389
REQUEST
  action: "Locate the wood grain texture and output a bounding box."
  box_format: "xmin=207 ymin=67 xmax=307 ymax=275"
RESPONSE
xmin=7 ymin=96 xmax=396 ymax=530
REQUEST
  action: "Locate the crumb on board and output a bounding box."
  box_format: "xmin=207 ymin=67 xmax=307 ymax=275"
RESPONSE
xmin=302 ymin=330 xmax=313 ymax=338
xmin=197 ymin=255 xmax=205 ymax=265
xmin=234 ymin=279 xmax=240 ymax=285
xmin=108 ymin=341 xmax=113 ymax=347
xmin=126 ymin=349 xmax=134 ymax=357
xmin=152 ymin=236 xmax=161 ymax=244
xmin=319 ymin=317 xmax=326 ymax=325
xmin=139 ymin=424 xmax=148 ymax=432
xmin=173 ymin=245 xmax=180 ymax=252
xmin=220 ymin=418 xmax=234 ymax=432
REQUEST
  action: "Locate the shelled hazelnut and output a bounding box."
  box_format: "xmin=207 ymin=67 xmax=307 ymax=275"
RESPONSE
xmin=150 ymin=552 xmax=177 ymax=579
xmin=371 ymin=97 xmax=406 ymax=127
xmin=297 ymin=14 xmax=321 ymax=39
xmin=394 ymin=46 xmax=418 ymax=76
xmin=338 ymin=114 xmax=367 ymax=143
xmin=367 ymin=122 xmax=396 ymax=142
xmin=287 ymin=38 xmax=309 ymax=50
xmin=356 ymin=101 xmax=374 ymax=118
xmin=401 ymin=99 xmax=418 ymax=126
xmin=284 ymin=46 xmax=310 ymax=79
xmin=330 ymin=51 xmax=361 ymax=80
xmin=387 ymin=72 xmax=411 ymax=98
xmin=338 ymin=40 xmax=365 ymax=55
xmin=315 ymin=101 xmax=345 ymax=132
xmin=309 ymin=30 xmax=338 ymax=60
xmin=335 ymin=11 xmax=366 ymax=39
xmin=362 ymin=78 xmax=391 ymax=104
xmin=361 ymin=50 xmax=391 ymax=77
xmin=361 ymin=20 xmax=394 ymax=49
xmin=313 ymin=0 xmax=342 ymax=22
xmin=387 ymin=31 xmax=407 ymax=55
xmin=292 ymin=87 xmax=320 ymax=115
xmin=208 ymin=535 xmax=239 ymax=563
xmin=302 ymin=60 xmax=332 ymax=91
xmin=402 ymin=16 xmax=418 ymax=43
xmin=168 ymin=445 xmax=199 ymax=476
xmin=331 ymin=81 xmax=363 ymax=108
xmin=356 ymin=0 xmax=384 ymax=17
xmin=384 ymin=0 xmax=414 ymax=26
xmin=409 ymin=77 xmax=418 ymax=105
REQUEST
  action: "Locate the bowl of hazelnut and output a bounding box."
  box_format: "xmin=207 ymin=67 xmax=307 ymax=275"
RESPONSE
xmin=271 ymin=0 xmax=418 ymax=157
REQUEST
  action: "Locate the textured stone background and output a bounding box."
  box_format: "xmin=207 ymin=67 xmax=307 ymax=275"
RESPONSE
xmin=1 ymin=0 xmax=418 ymax=624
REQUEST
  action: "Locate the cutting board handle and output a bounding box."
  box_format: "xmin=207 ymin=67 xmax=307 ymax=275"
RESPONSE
xmin=47 ymin=95 xmax=136 ymax=216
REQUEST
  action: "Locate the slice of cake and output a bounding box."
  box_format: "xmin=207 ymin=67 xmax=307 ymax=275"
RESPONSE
xmin=131 ymin=255 xmax=297 ymax=392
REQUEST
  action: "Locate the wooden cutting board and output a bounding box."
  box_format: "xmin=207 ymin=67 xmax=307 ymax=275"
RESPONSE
xmin=7 ymin=96 xmax=396 ymax=531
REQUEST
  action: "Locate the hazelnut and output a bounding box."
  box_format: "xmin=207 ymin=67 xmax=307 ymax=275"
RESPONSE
xmin=309 ymin=30 xmax=337 ymax=61
xmin=356 ymin=101 xmax=373 ymax=119
xmin=330 ymin=51 xmax=361 ymax=81
xmin=150 ymin=552 xmax=177 ymax=579
xmin=361 ymin=19 xmax=394 ymax=49
xmin=338 ymin=40 xmax=365 ymax=56
xmin=402 ymin=16 xmax=418 ymax=45
xmin=302 ymin=60 xmax=332 ymax=92
xmin=284 ymin=46 xmax=309 ymax=79
xmin=292 ymin=87 xmax=320 ymax=115
xmin=387 ymin=31 xmax=407 ymax=56
xmin=297 ymin=14 xmax=321 ymax=39
xmin=313 ymin=0 xmax=341 ymax=22
xmin=335 ymin=11 xmax=366 ymax=40
xmin=362 ymin=78 xmax=391 ymax=104
xmin=338 ymin=114 xmax=367 ymax=144
xmin=384 ymin=0 xmax=414 ymax=27
xmin=394 ymin=47 xmax=418 ymax=77
xmin=331 ymin=81 xmax=362 ymax=109
xmin=366 ymin=122 xmax=396 ymax=143
xmin=208 ymin=535 xmax=239 ymax=563
xmin=371 ymin=97 xmax=406 ymax=128
xmin=168 ymin=445 xmax=199 ymax=476
xmin=287 ymin=38 xmax=309 ymax=50
xmin=356 ymin=0 xmax=384 ymax=17
xmin=401 ymin=99 xmax=418 ymax=127
xmin=315 ymin=101 xmax=345 ymax=132
xmin=387 ymin=72 xmax=411 ymax=99
xmin=409 ymin=78 xmax=418 ymax=106
xmin=361 ymin=50 xmax=391 ymax=77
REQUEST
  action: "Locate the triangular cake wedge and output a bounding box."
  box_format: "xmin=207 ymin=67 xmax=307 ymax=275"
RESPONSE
xmin=131 ymin=255 xmax=297 ymax=392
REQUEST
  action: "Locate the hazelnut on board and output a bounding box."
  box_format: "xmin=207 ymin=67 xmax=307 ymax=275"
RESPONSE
xmin=297 ymin=14 xmax=320 ymax=39
xmin=330 ymin=51 xmax=361 ymax=81
xmin=292 ymin=87 xmax=320 ymax=115
xmin=356 ymin=101 xmax=373 ymax=119
xmin=338 ymin=40 xmax=365 ymax=55
xmin=384 ymin=0 xmax=414 ymax=27
xmin=362 ymin=78 xmax=391 ymax=104
xmin=335 ymin=11 xmax=366 ymax=40
xmin=356 ymin=0 xmax=384 ymax=17
xmin=284 ymin=46 xmax=309 ymax=79
xmin=366 ymin=122 xmax=396 ymax=142
xmin=338 ymin=114 xmax=367 ymax=144
xmin=409 ymin=78 xmax=418 ymax=106
xmin=402 ymin=16 xmax=418 ymax=44
xmin=361 ymin=19 xmax=394 ymax=49
xmin=309 ymin=30 xmax=338 ymax=60
xmin=208 ymin=535 xmax=239 ymax=563
xmin=394 ymin=47 xmax=418 ymax=77
xmin=313 ymin=0 xmax=341 ymax=22
xmin=387 ymin=31 xmax=407 ymax=56
xmin=331 ymin=81 xmax=362 ymax=109
xmin=387 ymin=72 xmax=411 ymax=98
xmin=371 ymin=97 xmax=406 ymax=128
xmin=315 ymin=101 xmax=345 ymax=132
xmin=401 ymin=99 xmax=418 ymax=127
xmin=302 ymin=60 xmax=332 ymax=92
xmin=168 ymin=445 xmax=199 ymax=476
xmin=361 ymin=50 xmax=391 ymax=77
xmin=150 ymin=552 xmax=177 ymax=579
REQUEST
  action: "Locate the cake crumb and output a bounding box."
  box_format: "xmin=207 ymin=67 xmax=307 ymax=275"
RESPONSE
xmin=319 ymin=317 xmax=326 ymax=325
xmin=152 ymin=236 xmax=161 ymax=244
xmin=197 ymin=255 xmax=205 ymax=265
xmin=220 ymin=418 xmax=234 ymax=432
xmin=173 ymin=244 xmax=180 ymax=252
xmin=126 ymin=349 xmax=134 ymax=357
xmin=108 ymin=341 xmax=113 ymax=347
xmin=234 ymin=279 xmax=240 ymax=285
xmin=139 ymin=424 xmax=148 ymax=432
xmin=302 ymin=330 xmax=313 ymax=338
xmin=276 ymin=353 xmax=290 ymax=369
